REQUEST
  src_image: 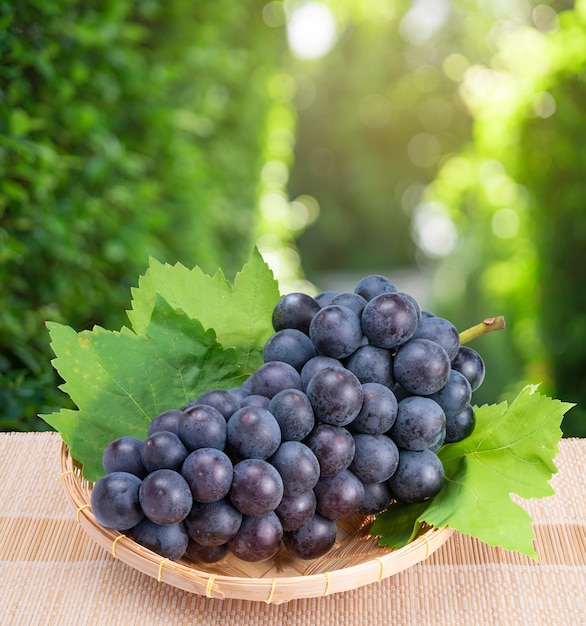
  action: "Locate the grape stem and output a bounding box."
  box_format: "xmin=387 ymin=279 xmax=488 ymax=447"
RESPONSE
xmin=459 ymin=316 xmax=506 ymax=345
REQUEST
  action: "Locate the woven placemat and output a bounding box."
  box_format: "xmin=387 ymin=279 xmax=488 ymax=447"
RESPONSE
xmin=0 ymin=432 xmax=584 ymax=625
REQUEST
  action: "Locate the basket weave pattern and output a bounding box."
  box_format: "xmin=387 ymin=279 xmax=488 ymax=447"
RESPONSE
xmin=60 ymin=442 xmax=453 ymax=603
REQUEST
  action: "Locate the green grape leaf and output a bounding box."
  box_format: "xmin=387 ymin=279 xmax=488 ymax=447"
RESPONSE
xmin=127 ymin=247 xmax=281 ymax=373
xmin=372 ymin=385 xmax=573 ymax=560
xmin=41 ymin=295 xmax=241 ymax=481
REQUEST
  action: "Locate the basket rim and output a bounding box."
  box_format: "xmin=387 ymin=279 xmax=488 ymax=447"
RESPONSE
xmin=59 ymin=441 xmax=453 ymax=603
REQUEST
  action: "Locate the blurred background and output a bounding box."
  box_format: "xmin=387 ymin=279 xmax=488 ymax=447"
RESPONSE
xmin=1 ymin=0 xmax=584 ymax=436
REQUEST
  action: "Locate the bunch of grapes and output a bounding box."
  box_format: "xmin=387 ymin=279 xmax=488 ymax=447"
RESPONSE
xmin=90 ymin=274 xmax=485 ymax=564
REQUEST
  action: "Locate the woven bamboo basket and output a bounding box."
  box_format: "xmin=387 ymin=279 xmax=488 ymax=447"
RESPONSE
xmin=60 ymin=442 xmax=453 ymax=604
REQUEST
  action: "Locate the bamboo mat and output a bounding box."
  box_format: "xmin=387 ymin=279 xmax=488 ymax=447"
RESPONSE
xmin=0 ymin=432 xmax=584 ymax=626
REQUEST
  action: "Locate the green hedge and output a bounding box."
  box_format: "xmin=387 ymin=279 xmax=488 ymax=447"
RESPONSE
xmin=0 ymin=0 xmax=286 ymax=430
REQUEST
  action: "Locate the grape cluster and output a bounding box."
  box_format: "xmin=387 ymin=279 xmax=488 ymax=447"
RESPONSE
xmin=90 ymin=274 xmax=485 ymax=564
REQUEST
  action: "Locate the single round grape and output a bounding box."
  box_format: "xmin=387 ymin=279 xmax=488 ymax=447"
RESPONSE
xmin=181 ymin=448 xmax=233 ymax=503
xmin=191 ymin=388 xmax=240 ymax=420
xmin=305 ymin=366 xmax=364 ymax=427
xmin=445 ymin=404 xmax=476 ymax=443
xmin=451 ymin=346 xmax=486 ymax=392
xmin=351 ymin=382 xmax=398 ymax=435
xmin=229 ymin=459 xmax=284 ymax=516
xmin=353 ymin=274 xmax=397 ymax=301
xmin=131 ymin=518 xmax=189 ymax=561
xmin=314 ymin=469 xmax=365 ymax=520
xmin=359 ymin=480 xmax=393 ymax=515
xmin=411 ymin=315 xmax=461 ymax=361
xmin=184 ymin=498 xmax=242 ymax=546
xmin=227 ymin=406 xmax=281 ymax=460
xmin=269 ymin=441 xmax=320 ymax=497
xmin=102 ymin=436 xmax=147 ymax=478
xmin=263 ymin=328 xmax=316 ymax=372
xmin=344 ymin=345 xmax=395 ymax=388
xmin=361 ymin=292 xmax=419 ymax=349
xmin=393 ymin=338 xmax=451 ymax=395
xmin=283 ymin=513 xmax=337 ymax=560
xmin=142 ymin=430 xmax=188 ymax=473
xmin=227 ymin=512 xmax=284 ymax=562
xmin=388 ymin=448 xmax=445 ymax=504
xmin=349 ymin=434 xmax=399 ymax=483
xmin=314 ymin=291 xmax=338 ymax=307
xmin=240 ymin=394 xmax=271 ymax=409
xmin=90 ymin=471 xmax=144 ymax=531
xmin=390 ymin=396 xmax=446 ymax=451
xmin=185 ymin=539 xmax=228 ymax=564
xmin=309 ymin=304 xmax=364 ymax=359
xmin=428 ymin=369 xmax=472 ymax=418
xmin=247 ymin=360 xmax=303 ymax=399
xmin=400 ymin=291 xmax=422 ymax=322
xmin=275 ymin=490 xmax=317 ymax=531
xmin=304 ymin=423 xmax=355 ymax=476
xmin=148 ymin=409 xmax=184 ymax=437
xmin=268 ymin=388 xmax=315 ymax=441
xmin=300 ymin=355 xmax=344 ymax=390
xmin=272 ymin=292 xmax=321 ymax=334
xmin=139 ymin=469 xmax=193 ymax=525
xmin=177 ymin=404 xmax=227 ymax=451
xmin=330 ymin=291 xmax=368 ymax=316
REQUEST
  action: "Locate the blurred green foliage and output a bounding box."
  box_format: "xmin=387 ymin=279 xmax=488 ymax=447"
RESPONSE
xmin=428 ymin=1 xmax=586 ymax=436
xmin=0 ymin=0 xmax=288 ymax=430
xmin=287 ymin=0 xmax=583 ymax=435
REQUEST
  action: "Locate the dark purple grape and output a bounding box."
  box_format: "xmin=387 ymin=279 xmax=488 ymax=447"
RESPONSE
xmin=388 ymin=448 xmax=445 ymax=504
xmin=361 ymin=292 xmax=419 ymax=349
xmin=240 ymin=394 xmax=271 ymax=409
xmin=229 ymin=459 xmax=284 ymax=516
xmin=399 ymin=291 xmax=422 ymax=322
xmin=102 ymin=436 xmax=147 ymax=478
xmin=185 ymin=539 xmax=228 ymax=563
xmin=131 ymin=519 xmax=189 ymax=561
xmin=314 ymin=469 xmax=365 ymax=520
xmin=181 ymin=448 xmax=233 ymax=503
xmin=190 ymin=388 xmax=240 ymax=420
xmin=227 ymin=406 xmax=281 ymax=460
xmin=359 ymin=480 xmax=393 ymax=515
xmin=227 ymin=386 xmax=249 ymax=405
xmin=142 ymin=430 xmax=188 ymax=473
xmin=90 ymin=471 xmax=144 ymax=531
xmin=227 ymin=512 xmax=284 ymax=562
xmin=305 ymin=366 xmax=363 ymax=427
xmin=184 ymin=498 xmax=242 ymax=546
xmin=353 ymin=274 xmax=397 ymax=301
xmin=314 ymin=291 xmax=338 ymax=307
xmin=300 ymin=355 xmax=344 ymax=390
xmin=428 ymin=369 xmax=472 ymax=418
xmin=411 ymin=316 xmax=461 ymax=360
xmin=390 ymin=396 xmax=446 ymax=451
xmin=451 ymin=346 xmax=486 ymax=391
xmin=275 ymin=490 xmax=317 ymax=531
xmin=351 ymin=382 xmax=398 ymax=435
xmin=330 ymin=291 xmax=368 ymax=316
xmin=445 ymin=404 xmax=476 ymax=443
xmin=393 ymin=338 xmax=451 ymax=395
xmin=308 ymin=304 xmax=364 ymax=359
xmin=269 ymin=441 xmax=320 ymax=497
xmin=148 ymin=410 xmax=184 ymax=437
xmin=283 ymin=513 xmax=337 ymax=560
xmin=268 ymin=388 xmax=315 ymax=441
xmin=304 ymin=423 xmax=355 ymax=476
xmin=139 ymin=469 xmax=193 ymax=525
xmin=344 ymin=345 xmax=395 ymax=388
xmin=177 ymin=404 xmax=227 ymax=451
xmin=272 ymin=292 xmax=321 ymax=334
xmin=349 ymin=434 xmax=399 ymax=483
xmin=263 ymin=328 xmax=316 ymax=371
xmin=247 ymin=360 xmax=303 ymax=399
